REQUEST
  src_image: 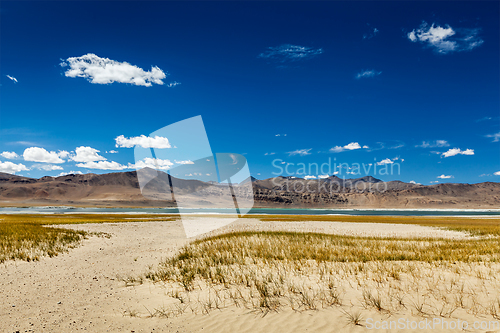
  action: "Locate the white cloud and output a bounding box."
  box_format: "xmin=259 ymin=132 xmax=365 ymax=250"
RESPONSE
xmin=229 ymin=154 xmax=238 ymax=165
xmin=486 ymin=132 xmax=500 ymax=142
xmin=407 ymin=22 xmax=483 ymax=54
xmin=376 ymin=158 xmax=394 ymax=166
xmin=318 ymin=175 xmax=329 ymax=179
xmin=330 ymin=142 xmax=367 ymax=153
xmin=494 ymin=171 xmax=500 ymax=176
xmin=264 ymin=152 xmax=276 ymax=156
xmin=258 ymin=44 xmax=323 ymax=62
xmin=6 ymin=75 xmax=18 ymax=83
xmin=60 ymin=53 xmax=167 ymax=87
xmin=330 ymin=147 xmax=345 ymax=153
xmin=442 ymin=148 xmax=474 ymax=158
xmin=345 ymin=142 xmax=362 ymax=150
xmin=58 ymin=170 xmax=83 ymax=177
xmin=304 ymin=175 xmax=316 ymax=179
xmin=362 ymin=145 xmax=369 ymax=149
xmin=33 ymin=164 xmax=64 ymax=171
xmin=23 ymin=147 xmax=65 ymax=164
xmin=0 ymin=161 xmax=29 ymax=174
xmin=57 ymin=150 xmax=70 ymax=159
xmin=416 ymin=140 xmax=450 ymax=148
xmin=430 ymin=181 xmax=439 ymax=184
xmin=175 ymin=160 xmax=194 ymax=165
xmin=131 ymin=158 xmax=174 ymax=170
xmin=409 ymin=180 xmax=421 ymax=185
xmin=166 ymin=81 xmax=181 ymax=88
xmin=115 ymin=135 xmax=171 ymax=148
xmin=275 ymin=134 xmax=287 ymax=137
xmin=76 ymin=160 xmax=128 ymax=170
xmin=71 ymin=146 xmax=106 ymax=162
xmin=437 ymin=174 xmax=454 ymax=179
xmin=107 ymin=150 xmax=118 ymax=154
xmin=356 ymin=70 xmax=382 ymax=79
xmin=0 ymin=151 xmax=19 ymax=159
xmin=287 ymin=148 xmax=312 ymax=156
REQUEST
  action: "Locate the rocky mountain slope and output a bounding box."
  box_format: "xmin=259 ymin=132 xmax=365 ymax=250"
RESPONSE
xmin=0 ymin=170 xmax=499 ymax=208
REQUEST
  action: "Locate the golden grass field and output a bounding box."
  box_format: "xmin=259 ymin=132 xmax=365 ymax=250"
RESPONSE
xmin=141 ymin=216 xmax=500 ymax=321
xmin=0 ymin=214 xmax=178 ymax=262
xmin=2 ymin=213 xmax=499 ymax=264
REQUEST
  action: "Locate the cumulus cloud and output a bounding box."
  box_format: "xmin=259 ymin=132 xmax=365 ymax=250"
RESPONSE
xmin=442 ymin=148 xmax=474 ymax=158
xmin=409 ymin=180 xmax=421 ymax=185
xmin=318 ymin=175 xmax=329 ymax=179
xmin=304 ymin=175 xmax=317 ymax=180
xmin=407 ymin=22 xmax=483 ymax=54
xmin=57 ymin=150 xmax=70 ymax=159
xmin=486 ymin=132 xmax=500 ymax=142
xmin=258 ymin=44 xmax=323 ymax=62
xmin=344 ymin=142 xmax=363 ymax=150
xmin=115 ymin=135 xmax=172 ymax=148
xmin=330 ymin=142 xmax=368 ymax=153
xmin=76 ymin=160 xmax=128 ymax=170
xmin=376 ymin=158 xmax=394 ymax=166
xmin=0 ymin=151 xmax=19 ymax=159
xmin=70 ymin=146 xmax=106 ymax=162
xmin=264 ymin=152 xmax=276 ymax=156
xmin=175 ymin=160 xmax=194 ymax=165
xmin=33 ymin=164 xmax=64 ymax=171
xmin=107 ymin=150 xmax=118 ymax=154
xmin=132 ymin=158 xmax=174 ymax=170
xmin=356 ymin=70 xmax=382 ymax=79
xmin=60 ymin=53 xmax=167 ymax=87
xmin=287 ymin=148 xmax=312 ymax=156
xmin=57 ymin=171 xmax=83 ymax=177
xmin=437 ymin=174 xmax=454 ymax=179
xmin=416 ymin=140 xmax=450 ymax=148
xmin=6 ymin=75 xmax=18 ymax=83
xmin=495 ymin=171 xmax=500 ymax=176
xmin=0 ymin=161 xmax=29 ymax=174
xmin=430 ymin=181 xmax=439 ymax=184
xmin=23 ymin=147 xmax=66 ymax=164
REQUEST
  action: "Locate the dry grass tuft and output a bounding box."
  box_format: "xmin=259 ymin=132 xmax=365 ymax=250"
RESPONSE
xmin=144 ymin=229 xmax=500 ymax=319
xmin=0 ymin=213 xmax=177 ymax=263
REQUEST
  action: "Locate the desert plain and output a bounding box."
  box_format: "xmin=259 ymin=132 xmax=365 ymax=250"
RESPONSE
xmin=2 ymin=214 xmax=500 ymax=332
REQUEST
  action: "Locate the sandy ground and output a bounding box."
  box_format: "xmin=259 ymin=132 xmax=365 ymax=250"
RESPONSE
xmin=0 ymin=218 xmax=496 ymax=333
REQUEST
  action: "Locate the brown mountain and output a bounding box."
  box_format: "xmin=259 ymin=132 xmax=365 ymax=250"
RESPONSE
xmin=0 ymin=171 xmax=499 ymax=209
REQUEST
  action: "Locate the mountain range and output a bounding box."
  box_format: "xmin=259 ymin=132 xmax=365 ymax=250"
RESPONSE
xmin=0 ymin=169 xmax=499 ymax=209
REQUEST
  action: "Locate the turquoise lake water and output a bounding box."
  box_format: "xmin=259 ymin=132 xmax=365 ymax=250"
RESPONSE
xmin=1 ymin=207 xmax=499 ymax=216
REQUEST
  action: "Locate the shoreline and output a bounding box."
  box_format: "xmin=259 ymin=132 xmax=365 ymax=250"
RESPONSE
xmin=1 ymin=206 xmax=500 ymax=218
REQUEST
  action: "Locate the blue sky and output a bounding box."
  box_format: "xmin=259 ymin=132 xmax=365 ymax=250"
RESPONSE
xmin=0 ymin=1 xmax=499 ymax=185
